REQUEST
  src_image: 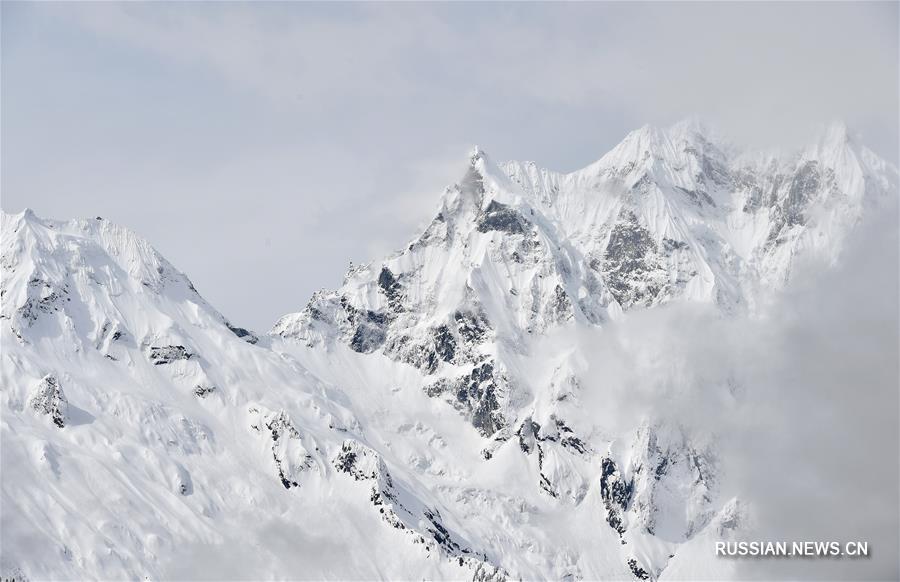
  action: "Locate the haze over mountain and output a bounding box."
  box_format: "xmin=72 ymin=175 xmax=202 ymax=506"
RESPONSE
xmin=1 ymin=121 xmax=897 ymax=581
xmin=4 ymin=2 xmax=897 ymax=334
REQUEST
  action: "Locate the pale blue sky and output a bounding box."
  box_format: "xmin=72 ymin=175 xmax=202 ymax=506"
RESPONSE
xmin=2 ymin=2 xmax=897 ymax=330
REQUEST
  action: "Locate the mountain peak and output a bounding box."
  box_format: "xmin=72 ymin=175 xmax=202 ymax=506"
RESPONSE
xmin=469 ymin=145 xmax=488 ymax=166
xmin=817 ymin=119 xmax=852 ymax=153
xmin=595 ymin=124 xmax=672 ymax=170
xmin=585 ymin=118 xmax=728 ymax=187
xmin=824 ymin=119 xmax=849 ymax=140
xmin=1 ymin=207 xmax=37 ymax=228
xmin=668 ymin=116 xmax=711 ymax=140
xmin=626 ymin=123 xmax=669 ymax=146
xmin=799 ymin=120 xmax=858 ymax=166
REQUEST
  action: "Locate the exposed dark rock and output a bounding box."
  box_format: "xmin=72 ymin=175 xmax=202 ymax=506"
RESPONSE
xmin=424 ymin=361 xmax=506 ymax=436
xmin=333 ymin=439 xmax=480 ymax=561
xmin=626 ymin=425 xmax=717 ymax=540
xmin=377 ymin=266 xmax=404 ymax=311
xmin=250 ymin=408 xmax=313 ymax=490
xmin=627 ymin=558 xmax=651 ymax=580
xmin=735 ymin=169 xmax=766 ymax=213
xmin=547 ymin=284 xmax=574 ymax=322
xmin=384 ymin=332 xmax=451 ymax=375
xmin=536 ymin=446 xmax=558 ymax=498
xmin=515 ymin=417 xmax=540 ymax=454
xmin=226 ymin=322 xmax=258 ymax=344
xmin=765 ymin=161 xmax=824 ymax=244
xmin=413 ymin=211 xmax=451 ymax=250
xmin=479 ymin=431 xmax=510 ymax=461
xmin=454 ymin=309 xmax=491 ymax=345
xmin=662 ymin=238 xmax=688 ymax=252
xmin=513 ymin=415 xmax=588 ymax=496
xmin=462 ymin=162 xmax=487 ymax=198
xmin=28 ymin=374 xmax=68 ymax=428
xmin=432 ymin=324 xmax=456 ymax=364
xmin=602 ymin=211 xmax=668 ymax=308
xmin=265 ymin=413 xmax=309 ymax=489
xmin=785 ymin=161 xmax=820 ymax=226
xmin=307 ymin=304 xmax=326 ymax=321
xmin=333 ymin=440 xmax=384 ymax=482
xmin=423 ymin=507 xmax=466 ymax=555
xmin=339 ymin=296 xmax=390 ymax=354
xmin=383 ymin=319 xmax=473 ymax=375
xmin=193 ymin=385 xmax=216 ymax=398
xmin=350 ymin=321 xmax=387 ymax=354
xmin=148 ymin=345 xmax=193 ymax=365
xmin=600 ymin=457 xmax=633 ymax=535
xmin=383 ymin=334 xmax=439 ymax=374
xmin=654 ymin=456 xmax=669 ymax=481
xmin=364 ymin=310 xmax=388 ymax=326
xmin=548 ymin=418 xmax=588 ymax=454
xmin=19 ymin=277 xmax=69 ymax=326
xmin=477 ymin=200 xmax=528 ymax=235
xmin=632 ymin=172 xmax=654 ymax=192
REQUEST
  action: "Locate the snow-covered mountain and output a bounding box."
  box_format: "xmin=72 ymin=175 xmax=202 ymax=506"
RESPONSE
xmin=272 ymin=119 xmax=895 ymax=438
xmin=1 ymin=120 xmax=896 ymax=581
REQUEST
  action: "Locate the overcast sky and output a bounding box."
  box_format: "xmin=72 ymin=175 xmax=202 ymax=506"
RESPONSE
xmin=2 ymin=2 xmax=897 ymax=330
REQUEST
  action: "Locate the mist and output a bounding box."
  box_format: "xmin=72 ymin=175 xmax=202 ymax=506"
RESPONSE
xmin=2 ymin=2 xmax=896 ymax=330
xmin=727 ymin=198 xmax=899 ymax=580
xmin=554 ymin=198 xmax=899 ymax=579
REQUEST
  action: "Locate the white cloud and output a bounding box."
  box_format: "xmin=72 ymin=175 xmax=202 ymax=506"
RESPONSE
xmin=566 ymin=201 xmax=899 ymax=579
xmin=2 ymin=2 xmax=897 ymax=330
xmin=60 ymin=2 xmax=899 ymax=155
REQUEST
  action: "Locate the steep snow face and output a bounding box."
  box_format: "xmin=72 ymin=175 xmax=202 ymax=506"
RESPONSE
xmin=1 ymin=121 xmax=896 ymax=582
xmin=273 ymin=121 xmax=897 ymax=436
xmin=506 ymin=120 xmax=896 ymax=310
xmin=0 ymin=210 xmax=257 ymax=354
xmin=0 ymin=208 xmax=717 ymax=582
xmin=273 ymin=148 xmax=596 ymax=437
xmin=1 ymin=210 xmax=508 ymax=581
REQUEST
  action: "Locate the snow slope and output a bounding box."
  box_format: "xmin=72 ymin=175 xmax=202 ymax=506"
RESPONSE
xmin=1 ymin=120 xmax=896 ymax=581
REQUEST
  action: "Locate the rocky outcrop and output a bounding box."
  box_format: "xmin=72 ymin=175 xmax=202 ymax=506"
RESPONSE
xmin=477 ymin=200 xmax=529 ymax=235
xmin=193 ymin=385 xmax=216 ymax=398
xmin=424 ymin=360 xmax=508 ymax=436
xmin=271 ymin=125 xmax=892 ymax=452
xmin=377 ymin=266 xmax=405 ymax=312
xmin=600 ymin=457 xmax=633 ymax=535
xmin=249 ymin=407 xmax=315 ymax=489
xmin=601 ymin=210 xmax=668 ymax=309
xmin=17 ymin=277 xmax=70 ymax=327
xmin=627 ymin=557 xmax=651 ymax=580
xmin=333 ymin=439 xmax=507 ymax=579
xmin=600 ymin=424 xmax=717 ymax=544
xmin=28 ymin=374 xmax=68 ymax=428
xmin=148 ymin=345 xmax=193 ymax=365
xmin=226 ymin=322 xmax=258 ymax=344
xmin=509 ymin=415 xmax=590 ymax=500
xmin=333 ymin=439 xmax=387 ymax=482
xmin=628 ymin=424 xmax=716 ymax=540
